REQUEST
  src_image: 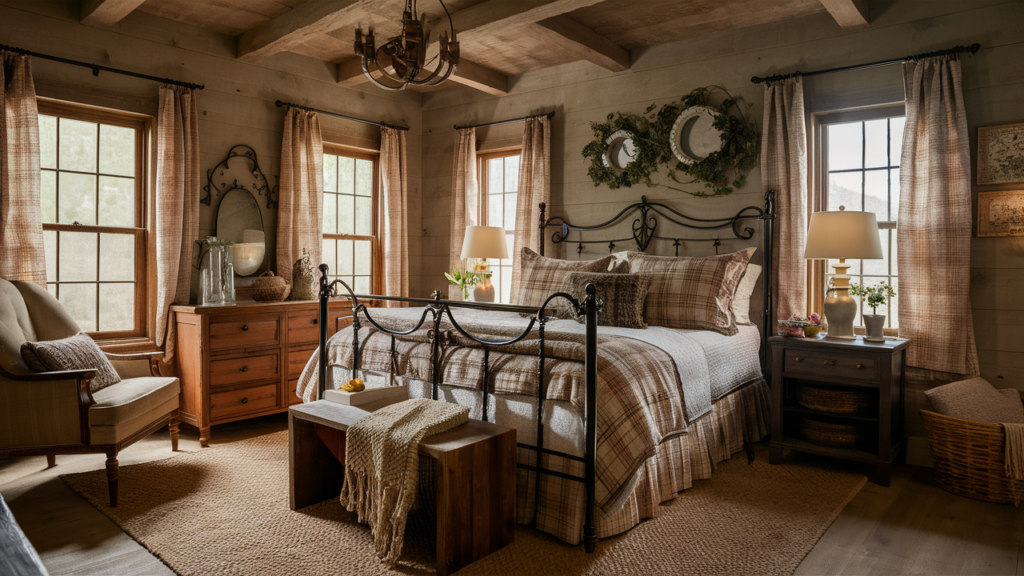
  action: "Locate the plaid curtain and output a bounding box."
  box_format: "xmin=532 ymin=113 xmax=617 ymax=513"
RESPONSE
xmin=898 ymin=55 xmax=978 ymax=376
xmin=276 ymin=107 xmax=323 ymax=286
xmin=380 ymin=126 xmax=408 ymax=305
xmin=154 ymin=85 xmax=200 ymax=367
xmin=761 ymin=76 xmax=807 ymax=323
xmin=0 ymin=51 xmax=45 ymax=287
xmin=510 ymin=116 xmax=551 ymax=304
xmin=448 ymin=128 xmax=477 ymax=297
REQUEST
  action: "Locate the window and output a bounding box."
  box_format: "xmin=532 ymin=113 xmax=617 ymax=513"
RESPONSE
xmin=39 ymin=101 xmax=149 ymax=338
xmin=321 ymin=145 xmax=379 ymax=295
xmin=479 ymin=150 xmax=520 ymax=304
xmin=813 ymin=105 xmax=905 ymax=331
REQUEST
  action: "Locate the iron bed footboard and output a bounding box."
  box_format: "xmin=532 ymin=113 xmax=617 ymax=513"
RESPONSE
xmin=315 ymin=265 xmax=603 ymax=552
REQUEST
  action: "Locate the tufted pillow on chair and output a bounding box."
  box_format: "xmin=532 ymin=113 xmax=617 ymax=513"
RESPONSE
xmin=21 ymin=332 xmax=121 ymax=393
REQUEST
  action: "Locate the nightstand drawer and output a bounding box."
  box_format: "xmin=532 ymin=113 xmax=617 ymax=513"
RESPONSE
xmin=784 ymin=349 xmax=879 ymax=382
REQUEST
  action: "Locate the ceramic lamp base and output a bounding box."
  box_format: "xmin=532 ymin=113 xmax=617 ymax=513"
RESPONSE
xmin=824 ymin=258 xmax=857 ymax=340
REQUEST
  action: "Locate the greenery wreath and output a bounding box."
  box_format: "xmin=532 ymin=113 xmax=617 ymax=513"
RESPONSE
xmin=581 ymin=112 xmax=662 ymax=190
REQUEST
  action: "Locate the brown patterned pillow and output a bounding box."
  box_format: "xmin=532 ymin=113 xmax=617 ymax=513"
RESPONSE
xmin=21 ymin=332 xmax=121 ymax=393
xmin=627 ymin=247 xmax=755 ymax=335
xmin=567 ymin=271 xmax=651 ymax=329
xmin=515 ymin=247 xmax=624 ymax=316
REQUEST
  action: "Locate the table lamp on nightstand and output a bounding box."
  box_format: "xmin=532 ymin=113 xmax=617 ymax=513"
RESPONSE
xmin=460 ymin=225 xmax=509 ymax=303
xmin=803 ymin=206 xmax=883 ymax=340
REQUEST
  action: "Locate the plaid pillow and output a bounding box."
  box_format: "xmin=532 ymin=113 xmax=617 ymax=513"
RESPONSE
xmin=627 ymin=247 xmax=755 ymax=335
xmin=21 ymin=332 xmax=121 ymax=393
xmin=515 ymin=247 xmax=624 ymax=316
xmin=567 ymin=271 xmax=652 ymax=329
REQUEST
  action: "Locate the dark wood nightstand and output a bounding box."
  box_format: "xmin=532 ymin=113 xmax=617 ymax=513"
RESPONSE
xmin=769 ymin=335 xmax=910 ymax=486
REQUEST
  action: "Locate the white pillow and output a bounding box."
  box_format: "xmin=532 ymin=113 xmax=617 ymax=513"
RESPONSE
xmin=731 ymin=264 xmax=761 ymax=326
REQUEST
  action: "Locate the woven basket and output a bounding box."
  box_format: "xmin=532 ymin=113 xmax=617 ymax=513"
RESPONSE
xmin=250 ymin=271 xmax=291 ymax=302
xmin=800 ymin=417 xmax=863 ymax=447
xmin=796 ymin=385 xmax=870 ymax=414
xmin=920 ymin=409 xmax=1023 ymax=505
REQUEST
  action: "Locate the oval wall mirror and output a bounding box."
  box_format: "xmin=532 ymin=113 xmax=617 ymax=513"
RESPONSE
xmin=670 ymin=105 xmax=725 ymax=165
xmin=216 ymin=188 xmax=266 ymax=276
xmin=602 ymin=129 xmax=637 ymax=172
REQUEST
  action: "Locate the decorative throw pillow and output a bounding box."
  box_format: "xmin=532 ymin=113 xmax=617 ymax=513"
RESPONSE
xmin=627 ymin=247 xmax=755 ymax=335
xmin=21 ymin=332 xmax=121 ymax=393
xmin=566 ymin=271 xmax=652 ymax=329
xmin=731 ymin=264 xmax=762 ymax=326
xmin=515 ymin=247 xmax=624 ymax=317
xmin=924 ymin=377 xmax=1024 ymax=424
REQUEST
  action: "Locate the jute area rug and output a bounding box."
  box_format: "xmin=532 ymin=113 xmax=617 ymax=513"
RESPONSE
xmin=62 ymin=431 xmax=865 ymax=576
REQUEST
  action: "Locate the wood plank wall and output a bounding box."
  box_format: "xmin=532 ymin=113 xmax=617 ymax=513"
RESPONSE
xmin=0 ymin=0 xmax=424 ymax=300
xmin=418 ymin=0 xmax=1024 ymax=465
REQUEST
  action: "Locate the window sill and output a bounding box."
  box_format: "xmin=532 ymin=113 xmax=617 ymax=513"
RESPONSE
xmin=94 ymin=337 xmax=160 ymax=354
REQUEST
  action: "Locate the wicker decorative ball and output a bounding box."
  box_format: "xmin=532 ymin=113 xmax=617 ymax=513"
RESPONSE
xmin=796 ymin=385 xmax=870 ymax=414
xmin=800 ymin=417 xmax=863 ymax=447
xmin=250 ymin=271 xmax=291 ymax=302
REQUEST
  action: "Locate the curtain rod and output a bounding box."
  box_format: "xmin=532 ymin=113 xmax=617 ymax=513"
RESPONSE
xmin=275 ymin=100 xmax=410 ymax=132
xmin=455 ymin=111 xmax=555 ymax=130
xmin=750 ymin=42 xmax=980 ymax=85
xmin=0 ymin=43 xmax=204 ymax=90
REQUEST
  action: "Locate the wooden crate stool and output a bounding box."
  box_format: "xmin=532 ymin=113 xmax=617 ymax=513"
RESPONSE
xmin=289 ymin=400 xmax=516 ymax=576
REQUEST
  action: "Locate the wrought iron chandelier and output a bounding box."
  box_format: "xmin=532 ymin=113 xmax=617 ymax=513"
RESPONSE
xmin=355 ymin=0 xmax=459 ymax=91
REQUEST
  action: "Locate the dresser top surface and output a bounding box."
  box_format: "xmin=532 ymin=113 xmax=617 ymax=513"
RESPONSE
xmin=769 ymin=335 xmax=911 ymax=354
xmin=170 ymin=298 xmax=351 ymax=314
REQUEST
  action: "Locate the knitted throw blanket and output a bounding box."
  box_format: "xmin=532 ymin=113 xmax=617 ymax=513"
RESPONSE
xmin=340 ymin=399 xmax=469 ymax=566
xmin=1005 ymin=423 xmax=1024 ymax=483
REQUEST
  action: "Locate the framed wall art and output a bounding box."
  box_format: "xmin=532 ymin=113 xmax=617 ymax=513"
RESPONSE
xmin=977 ymin=123 xmax=1024 ymax=185
xmin=977 ymin=190 xmax=1024 ymax=237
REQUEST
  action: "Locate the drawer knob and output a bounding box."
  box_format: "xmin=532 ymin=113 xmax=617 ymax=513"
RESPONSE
xmin=242 ymin=324 xmax=249 ymax=331
xmin=241 ymin=397 xmax=248 ymax=404
xmin=823 ymin=360 xmax=836 ymax=366
xmin=794 ymin=357 xmax=803 ymax=362
xmin=311 ymin=318 xmax=318 ymax=325
xmin=240 ymin=365 xmax=248 ymax=372
xmin=856 ymin=364 xmax=864 ymax=369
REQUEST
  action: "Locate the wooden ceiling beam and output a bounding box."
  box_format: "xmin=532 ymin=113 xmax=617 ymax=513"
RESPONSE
xmin=440 ymin=0 xmax=609 ymax=40
xmin=80 ymin=0 xmax=146 ymax=27
xmin=237 ymin=0 xmax=368 ymax=62
xmin=337 ymin=57 xmax=508 ymax=95
xmin=533 ymin=15 xmax=629 ymax=72
xmin=820 ymin=0 xmax=870 ymax=29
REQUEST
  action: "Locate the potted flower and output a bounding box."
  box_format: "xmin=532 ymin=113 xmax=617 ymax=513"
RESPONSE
xmin=444 ymin=268 xmax=486 ymax=300
xmin=802 ymin=312 xmax=824 ymax=338
xmin=849 ymin=282 xmax=896 ymax=342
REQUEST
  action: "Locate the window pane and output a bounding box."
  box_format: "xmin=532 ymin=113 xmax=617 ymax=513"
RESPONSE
xmin=889 ymin=117 xmax=905 ymax=166
xmin=99 ymin=283 xmax=134 ymax=331
xmin=890 ymin=168 xmax=901 ymax=218
xmin=58 ymin=172 xmax=97 ymax=225
xmin=504 ymin=155 xmax=520 ymax=192
xmin=488 ymin=194 xmax=502 ymax=228
xmin=47 ymin=284 xmax=57 ymax=298
xmin=828 ymin=122 xmax=862 ymax=171
xmin=59 ymin=283 xmax=96 ymax=332
xmin=864 ymin=169 xmax=888 ymax=222
xmin=828 ymin=172 xmax=861 ymax=212
xmin=99 ymin=233 xmax=134 ymax=281
xmin=99 ymin=124 xmax=135 ymax=177
xmin=58 ymin=231 xmax=97 ymax=281
xmin=44 ymin=230 xmax=57 ymax=282
xmin=338 ymin=239 xmax=353 ymax=275
xmin=503 ymin=193 xmax=517 ymax=231
xmin=322 ymin=238 xmax=336 ymax=274
xmin=864 ymin=119 xmax=888 ymax=169
xmin=488 ymin=158 xmax=503 ymax=192
xmin=354 ymin=276 xmax=370 ymax=294
xmin=41 ymin=170 xmax=57 ymax=223
xmin=58 ymin=118 xmax=98 ymax=172
xmin=355 ymin=196 xmax=372 ymax=236
xmin=501 ymin=263 xmax=512 ymax=304
xmin=338 ymin=194 xmax=354 ymax=235
xmin=888 ymin=277 xmax=899 ymax=329
xmin=323 ymin=192 xmax=337 ymax=234
xmin=40 ymin=115 xmax=57 ymax=169
xmin=355 ymin=159 xmax=373 ymax=197
xmin=353 ymin=240 xmax=371 ymax=276
xmin=98 ymin=176 xmax=134 ymax=227
xmin=323 ymin=154 xmax=338 ymax=193
xmin=862 ymin=228 xmax=889 ymax=276
xmin=891 ymin=229 xmax=898 ymax=276
xmin=339 ymin=156 xmax=354 ymax=195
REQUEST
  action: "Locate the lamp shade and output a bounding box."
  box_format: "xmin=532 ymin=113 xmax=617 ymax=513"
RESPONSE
xmin=460 ymin=225 xmax=509 ymax=260
xmin=804 ymin=207 xmax=884 ymax=260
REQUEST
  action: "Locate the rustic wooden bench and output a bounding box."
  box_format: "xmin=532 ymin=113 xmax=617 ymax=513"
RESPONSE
xmin=288 ymin=400 xmax=516 ymax=576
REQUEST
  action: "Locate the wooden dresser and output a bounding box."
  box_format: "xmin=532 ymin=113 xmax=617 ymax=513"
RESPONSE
xmin=170 ymin=299 xmax=353 ymax=446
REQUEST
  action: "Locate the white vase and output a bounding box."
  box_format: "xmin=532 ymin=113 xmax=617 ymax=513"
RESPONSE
xmin=863 ymin=314 xmax=886 ymax=342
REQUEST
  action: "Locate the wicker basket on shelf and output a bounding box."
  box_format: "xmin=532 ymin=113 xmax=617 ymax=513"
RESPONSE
xmin=920 ymin=409 xmax=1024 ymax=505
xmin=800 ymin=417 xmax=863 ymax=447
xmin=796 ymin=384 xmax=870 ymax=414
xmin=250 ymin=271 xmax=291 ymax=302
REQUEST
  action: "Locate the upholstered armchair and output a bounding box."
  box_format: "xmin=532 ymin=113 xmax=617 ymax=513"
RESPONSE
xmin=0 ymin=279 xmax=180 ymax=507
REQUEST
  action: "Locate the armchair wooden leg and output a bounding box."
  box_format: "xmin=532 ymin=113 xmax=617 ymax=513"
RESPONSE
xmin=105 ymin=449 xmax=119 ymax=508
xmin=46 ymin=454 xmax=56 ymax=468
xmin=169 ymin=410 xmax=180 ymax=452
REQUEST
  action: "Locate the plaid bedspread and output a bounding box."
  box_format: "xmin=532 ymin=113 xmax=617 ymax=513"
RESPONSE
xmin=296 ymin=306 xmax=761 ymax=515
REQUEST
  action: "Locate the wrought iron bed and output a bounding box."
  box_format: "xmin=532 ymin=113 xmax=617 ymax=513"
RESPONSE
xmin=314 ymin=192 xmax=776 ymax=553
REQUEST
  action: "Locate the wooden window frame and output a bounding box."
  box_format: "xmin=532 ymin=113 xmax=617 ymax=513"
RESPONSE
xmin=321 ymin=143 xmax=382 ymax=295
xmin=809 ymin=103 xmax=905 ymax=336
xmin=38 ymin=99 xmax=152 ymax=342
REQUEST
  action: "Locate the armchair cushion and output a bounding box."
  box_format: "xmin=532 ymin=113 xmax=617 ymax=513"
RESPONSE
xmin=89 ymin=377 xmax=180 ymax=427
xmin=22 ymin=333 xmax=120 ymax=393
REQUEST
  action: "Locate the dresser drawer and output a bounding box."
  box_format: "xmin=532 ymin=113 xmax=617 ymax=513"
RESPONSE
xmin=209 ymin=315 xmax=280 ymax=351
xmin=288 ymin=346 xmax=317 ymax=379
xmin=784 ymin=349 xmax=879 ymax=382
xmin=210 ymin=384 xmax=278 ymax=420
xmin=287 ymin=378 xmax=304 ymax=405
xmin=209 ymin=352 xmax=280 ymax=388
xmin=287 ymin=310 xmax=322 ymax=346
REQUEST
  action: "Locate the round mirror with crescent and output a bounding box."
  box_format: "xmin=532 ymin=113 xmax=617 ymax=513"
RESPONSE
xmin=216 ymin=188 xmax=266 ymax=276
xmin=602 ymin=129 xmax=637 ymax=172
xmin=670 ymin=105 xmax=725 ymax=165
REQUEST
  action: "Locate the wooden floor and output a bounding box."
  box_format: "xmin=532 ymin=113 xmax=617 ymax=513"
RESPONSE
xmin=2 ymin=415 xmax=1022 ymax=575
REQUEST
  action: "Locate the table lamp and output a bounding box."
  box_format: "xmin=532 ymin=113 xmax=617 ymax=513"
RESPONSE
xmin=460 ymin=225 xmax=509 ymax=302
xmin=803 ymin=206 xmax=883 ymax=340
